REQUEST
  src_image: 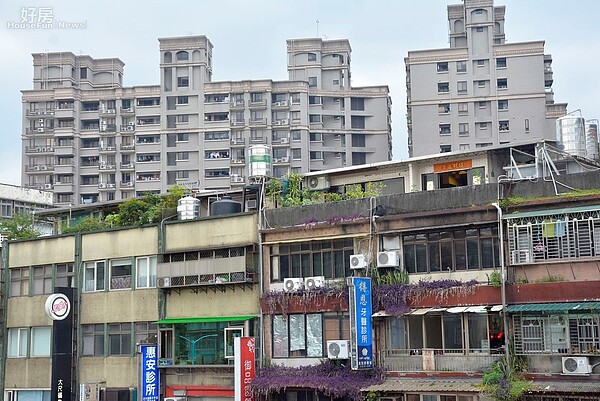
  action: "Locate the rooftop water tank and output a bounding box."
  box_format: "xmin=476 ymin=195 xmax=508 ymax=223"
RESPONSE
xmin=210 ymin=196 xmax=241 ymax=216
xmin=585 ymin=119 xmax=599 ymax=160
xmin=556 ymin=115 xmax=586 ymax=157
xmin=177 ymin=196 xmax=199 ymax=220
xmin=249 ymin=145 xmax=272 ymax=178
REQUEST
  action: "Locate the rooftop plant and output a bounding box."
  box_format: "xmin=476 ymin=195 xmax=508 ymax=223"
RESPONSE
xmin=262 ymin=285 xmax=348 ymax=317
xmin=251 ymin=360 xmax=385 ymax=401
xmin=480 ymin=353 xmax=531 ymax=401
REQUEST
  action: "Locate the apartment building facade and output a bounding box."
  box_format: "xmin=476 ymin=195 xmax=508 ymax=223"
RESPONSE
xmin=21 ymin=35 xmax=391 ymax=207
xmin=405 ymin=0 xmax=566 ymax=157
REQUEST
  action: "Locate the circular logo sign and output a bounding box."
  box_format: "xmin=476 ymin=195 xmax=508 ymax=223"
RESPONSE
xmin=45 ymin=293 xmax=71 ymax=320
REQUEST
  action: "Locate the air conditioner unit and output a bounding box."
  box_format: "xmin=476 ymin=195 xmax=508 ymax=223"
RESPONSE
xmin=128 ymin=121 xmax=135 ymax=126
xmin=283 ymin=277 xmax=304 ymax=292
xmin=280 ymin=156 xmax=290 ymax=163
xmin=40 ymin=165 xmax=47 ymax=170
xmin=377 ymin=251 xmax=400 ymax=268
xmin=246 ymin=199 xmax=257 ymax=211
xmin=273 ymin=101 xmax=281 ymax=106
xmin=126 ymin=126 xmax=134 ymax=131
xmin=38 ymin=118 xmax=44 ymax=123
xmin=157 ymin=277 xmax=171 ymax=288
xmin=350 ymin=254 xmax=367 ymax=269
xmin=305 ymin=276 xmax=325 ymax=290
xmin=281 ymin=119 xmax=289 ymax=125
xmin=37 ymin=128 xmax=45 ymax=132
xmin=99 ymin=183 xmax=106 ymax=188
xmin=44 ymin=184 xmax=52 ymax=189
xmin=273 ymin=120 xmax=282 ymax=125
xmin=562 ymin=356 xmax=592 ymax=375
xmin=510 ymin=250 xmax=532 ymax=264
xmin=305 ymin=176 xmax=329 ymax=191
xmin=280 ymin=138 xmax=289 ymax=144
xmin=34 ymin=165 xmax=40 ymax=171
xmin=327 ymin=340 xmax=349 ymax=359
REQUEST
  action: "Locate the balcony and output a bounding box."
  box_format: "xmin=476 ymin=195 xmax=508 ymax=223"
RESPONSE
xmin=99 ymin=163 xmax=116 ymax=171
xmin=26 ymin=109 xmax=55 ymax=117
xmin=230 ymin=158 xmax=246 ymax=164
xmin=248 ymin=99 xmax=267 ymax=109
xmin=120 ymin=144 xmax=135 ymax=152
xmin=230 ymin=119 xmax=245 ymax=127
xmin=120 ymin=162 xmax=134 ymax=170
xmin=119 ymin=181 xmax=134 ymax=188
xmin=380 ymin=349 xmax=501 ymax=373
xmin=120 ymin=124 xmax=136 ymax=132
xmin=229 ymin=100 xmax=245 ymax=109
xmin=249 ymin=118 xmax=267 ymax=126
xmin=98 ymin=182 xmax=117 ymax=190
xmin=120 ymin=107 xmax=135 ymax=115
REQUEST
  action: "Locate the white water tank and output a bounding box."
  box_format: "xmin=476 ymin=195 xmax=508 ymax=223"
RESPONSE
xmin=177 ymin=196 xmax=199 ymax=220
xmin=249 ymin=145 xmax=272 ymax=177
xmin=585 ymin=119 xmax=599 ymax=160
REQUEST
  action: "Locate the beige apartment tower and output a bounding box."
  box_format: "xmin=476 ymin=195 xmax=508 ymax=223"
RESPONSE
xmin=405 ymin=0 xmax=566 ymax=157
xmin=21 ymin=36 xmax=391 ymax=206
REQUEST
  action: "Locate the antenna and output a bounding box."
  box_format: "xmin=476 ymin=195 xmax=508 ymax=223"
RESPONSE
xmin=316 ymin=19 xmax=319 ymax=37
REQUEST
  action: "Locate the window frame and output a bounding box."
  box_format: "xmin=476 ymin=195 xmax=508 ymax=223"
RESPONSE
xmin=84 ymin=260 xmax=106 ymax=293
xmin=272 ymin=313 xmax=323 ymax=358
xmin=8 ymin=327 xmax=29 ymax=358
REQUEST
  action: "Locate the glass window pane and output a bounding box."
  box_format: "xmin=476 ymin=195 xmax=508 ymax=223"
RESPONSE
xmin=443 ymin=315 xmax=463 ymax=350
xmin=289 ymin=315 xmax=306 ymax=352
xmin=273 ymin=316 xmax=288 ymax=357
xmin=306 ymin=314 xmax=323 ymax=357
xmin=31 ymin=327 xmax=51 ymax=357
xmin=468 ymin=314 xmax=488 ymax=351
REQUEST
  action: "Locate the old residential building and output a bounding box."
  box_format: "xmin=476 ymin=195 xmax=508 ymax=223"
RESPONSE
xmin=405 ymin=0 xmax=567 ymax=157
xmin=21 ymin=36 xmax=391 ymax=207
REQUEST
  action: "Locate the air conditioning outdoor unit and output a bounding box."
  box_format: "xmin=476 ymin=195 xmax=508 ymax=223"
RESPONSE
xmin=562 ymin=356 xmax=592 ymax=375
xmin=327 ymin=340 xmax=349 ymax=359
xmin=246 ymin=199 xmax=257 ymax=211
xmin=280 ymin=156 xmax=290 ymax=162
xmin=40 ymin=165 xmax=47 ymax=170
xmin=37 ymin=128 xmax=45 ymax=132
xmin=44 ymin=184 xmax=52 ymax=189
xmin=34 ymin=165 xmax=40 ymax=171
xmin=283 ymin=277 xmax=304 ymax=292
xmin=273 ymin=102 xmax=281 ymax=106
xmin=157 ymin=277 xmax=171 ymax=288
xmin=128 ymin=121 xmax=135 ymax=126
xmin=281 ymin=119 xmax=289 ymax=125
xmin=350 ymin=254 xmax=367 ymax=269
xmin=377 ymin=251 xmax=400 ymax=268
xmin=126 ymin=126 xmax=134 ymax=131
xmin=280 ymin=138 xmax=289 ymax=144
xmin=510 ymin=250 xmax=532 ymax=264
xmin=305 ymin=176 xmax=329 ymax=191
xmin=305 ymin=276 xmax=325 ymax=290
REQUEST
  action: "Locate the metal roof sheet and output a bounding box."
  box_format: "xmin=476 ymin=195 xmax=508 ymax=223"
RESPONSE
xmin=363 ymin=379 xmax=481 ymax=393
xmin=504 ymin=205 xmax=600 ymax=220
xmin=507 ymin=302 xmax=600 ymax=313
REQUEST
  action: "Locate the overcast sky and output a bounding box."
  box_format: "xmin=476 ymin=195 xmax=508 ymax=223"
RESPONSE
xmin=1 ymin=0 xmax=598 ymax=186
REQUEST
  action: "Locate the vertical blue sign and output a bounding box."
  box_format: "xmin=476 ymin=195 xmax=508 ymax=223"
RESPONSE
xmin=351 ymin=277 xmax=373 ymax=369
xmin=140 ymin=345 xmax=159 ymax=401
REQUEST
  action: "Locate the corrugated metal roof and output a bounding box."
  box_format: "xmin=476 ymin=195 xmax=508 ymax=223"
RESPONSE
xmin=504 ymin=205 xmax=600 ymax=219
xmin=363 ymin=379 xmax=481 ymax=393
xmin=507 ymin=302 xmax=600 ymax=313
xmin=530 ymin=380 xmax=600 ymax=394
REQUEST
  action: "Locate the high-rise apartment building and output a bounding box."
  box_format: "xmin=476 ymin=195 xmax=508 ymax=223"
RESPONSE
xmin=405 ymin=0 xmax=567 ymax=157
xmin=21 ymin=36 xmax=391 ymax=206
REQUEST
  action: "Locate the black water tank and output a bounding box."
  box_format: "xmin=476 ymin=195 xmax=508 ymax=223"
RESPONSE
xmin=210 ymin=196 xmax=242 ymax=216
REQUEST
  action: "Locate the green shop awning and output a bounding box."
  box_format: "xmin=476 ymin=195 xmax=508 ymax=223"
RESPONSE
xmin=154 ymin=315 xmax=257 ymax=325
xmin=507 ymin=302 xmax=600 ymax=313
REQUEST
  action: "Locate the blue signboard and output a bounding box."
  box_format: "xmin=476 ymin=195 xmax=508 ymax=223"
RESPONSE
xmin=350 ymin=277 xmax=373 ymax=369
xmin=140 ymin=345 xmax=159 ymax=401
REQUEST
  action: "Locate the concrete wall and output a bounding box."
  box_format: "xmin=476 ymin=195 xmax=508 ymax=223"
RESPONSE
xmin=82 ymin=226 xmax=158 ymax=260
xmin=165 ymin=287 xmax=259 ymax=318
xmin=7 ymin=296 xmax=51 ymax=327
xmin=80 ymin=289 xmax=159 ymax=324
xmin=5 ymin=358 xmax=51 ymax=389
xmin=79 ymin=358 xmax=137 ymax=387
xmin=9 ymin=235 xmax=75 ymax=267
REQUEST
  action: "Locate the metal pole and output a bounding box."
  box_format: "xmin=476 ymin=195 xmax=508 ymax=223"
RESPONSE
xmin=492 ymin=202 xmax=510 ymax=368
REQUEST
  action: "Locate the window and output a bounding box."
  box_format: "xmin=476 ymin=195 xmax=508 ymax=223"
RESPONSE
xmin=351 ymin=116 xmax=365 ymax=129
xmin=403 ymin=226 xmax=499 ymax=273
xmin=309 ymin=114 xmax=322 ymax=123
xmin=308 ymin=53 xmax=317 ymax=62
xmin=476 ymin=142 xmax=492 ymax=148
xmin=31 ymin=326 xmax=51 ymax=357
xmin=476 ymin=59 xmax=485 ymax=67
xmin=135 ymin=322 xmax=158 ymax=345
xmin=439 ymin=124 xmax=451 ymax=135
xmin=80 ymin=67 xmax=87 ymax=79
xmin=499 ymin=121 xmax=510 ymax=131
xmin=32 ymin=265 xmax=53 ymax=295
xmin=477 ymin=80 xmax=486 ymax=88
xmin=440 ymin=145 xmax=451 ymax=153
xmin=309 ymin=96 xmax=321 ymax=105
xmin=352 ymin=133 xmax=366 ymax=147
xmin=310 ymin=151 xmax=323 ymax=160
xmin=479 ymin=122 xmax=488 ymax=130
xmin=457 ymin=81 xmax=467 ymax=94
xmin=476 ymin=27 xmax=484 ymax=32
xmin=270 ymin=238 xmax=353 ymax=281
xmin=459 ymin=123 xmax=469 ymax=136
xmin=496 ymin=58 xmax=507 ymax=68
xmin=84 ymin=261 xmax=105 ymax=292
xmin=438 ymin=103 xmax=450 ymax=114
xmin=10 ymin=267 xmax=29 ymax=297
xmin=205 ymin=169 xmax=229 ymax=178
xmin=176 ymin=51 xmax=189 ymax=61
xmin=459 ymin=144 xmax=470 ymax=151
xmin=177 ymin=170 xmax=189 ymax=179
xmin=292 ymin=149 xmax=302 ymax=160
xmin=110 ymin=259 xmax=132 ymax=290
xmin=204 ymin=131 xmax=229 ymax=141
xmin=272 ymin=314 xmax=323 ymax=358
xmin=437 ymin=82 xmax=449 ymax=93
xmin=350 ymin=97 xmax=365 ymax=111
xmin=497 ymin=78 xmax=507 ymax=89
xmin=437 ymin=62 xmax=449 ymax=72
xmin=458 ymin=102 xmax=468 ymax=115
xmin=8 ymin=328 xmax=28 ymax=357
xmin=177 ymin=77 xmax=189 ymax=87
xmin=291 ymin=130 xmax=301 ymax=141
xmin=456 ymin=61 xmax=467 ymax=73
xmin=498 ymin=100 xmax=509 ymax=110
xmin=291 ymin=93 xmax=301 ymax=104
xmin=176 ymin=96 xmax=188 ymax=105
xmin=177 ymin=133 xmax=189 ymax=142
xmin=332 ymin=79 xmax=340 ymax=85
xmin=83 ymin=324 xmax=105 ymax=356
xmin=176 ymin=115 xmax=189 ymax=123
xmin=308 ymin=77 xmax=317 ymax=87
xmin=109 ymin=323 xmax=132 ymax=356
xmin=55 ymin=263 xmax=75 ymax=288
xmin=478 ymin=101 xmax=487 ymax=109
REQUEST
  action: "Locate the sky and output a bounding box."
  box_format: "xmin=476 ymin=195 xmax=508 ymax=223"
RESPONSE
xmin=0 ymin=0 xmax=598 ymax=186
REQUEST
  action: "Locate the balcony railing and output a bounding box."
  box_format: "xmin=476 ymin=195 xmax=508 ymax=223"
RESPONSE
xmin=380 ymin=349 xmax=501 ymax=373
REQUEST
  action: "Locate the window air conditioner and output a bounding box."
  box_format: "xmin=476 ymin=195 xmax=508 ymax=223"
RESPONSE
xmin=510 ymin=250 xmax=532 ymax=265
xmin=304 ymin=276 xmax=325 ymax=290
xmin=350 ymin=254 xmax=367 ymax=269
xmin=157 ymin=277 xmax=171 ymax=288
xmin=327 ymin=340 xmax=349 ymax=359
xmin=283 ymin=277 xmax=304 ymax=292
xmin=562 ymin=356 xmax=592 ymax=375
xmin=377 ymin=251 xmax=400 ymax=268
xmin=305 ymin=176 xmax=329 ymax=191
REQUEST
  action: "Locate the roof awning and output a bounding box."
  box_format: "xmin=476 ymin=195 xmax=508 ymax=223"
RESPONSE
xmin=504 ymin=205 xmax=600 ymax=220
xmin=373 ymin=305 xmax=501 ymax=317
xmin=154 ymin=315 xmax=257 ymax=325
xmin=507 ymin=302 xmax=600 ymax=313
